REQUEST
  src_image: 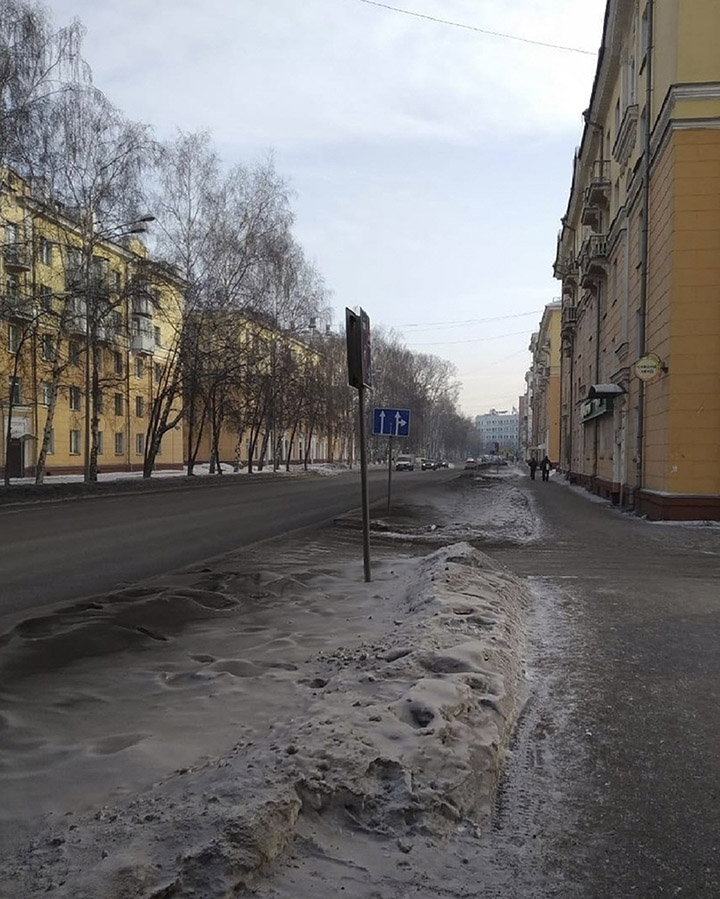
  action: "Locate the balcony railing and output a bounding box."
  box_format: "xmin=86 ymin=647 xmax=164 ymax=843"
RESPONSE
xmin=3 ymin=245 xmax=31 ymax=272
xmin=583 ymin=159 xmax=611 ymax=207
xmin=131 ymin=327 xmax=155 ymax=353
xmin=562 ymin=305 xmax=578 ymax=329
xmin=2 ymin=293 xmax=36 ymax=320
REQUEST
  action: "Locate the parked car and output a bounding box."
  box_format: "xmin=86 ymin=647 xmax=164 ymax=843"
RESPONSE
xmin=437 ymin=459 xmax=449 ymax=468
xmin=395 ymin=454 xmax=415 ymax=471
xmin=464 ymin=457 xmax=477 ymax=470
xmin=421 ymin=458 xmax=437 ymax=470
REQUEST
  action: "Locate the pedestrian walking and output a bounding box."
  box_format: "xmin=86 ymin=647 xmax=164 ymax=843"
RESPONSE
xmin=528 ymin=457 xmax=538 ymax=480
xmin=540 ymin=455 xmax=551 ymax=481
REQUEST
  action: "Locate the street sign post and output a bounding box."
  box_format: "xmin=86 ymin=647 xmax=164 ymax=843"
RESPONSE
xmin=345 ymin=307 xmax=372 ymax=582
xmin=373 ymin=407 xmax=412 ymax=514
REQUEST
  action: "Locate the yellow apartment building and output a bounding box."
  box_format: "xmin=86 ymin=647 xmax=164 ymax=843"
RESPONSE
xmin=554 ymin=0 xmax=720 ymax=519
xmin=527 ymin=302 xmax=562 ymax=463
xmin=1 ymin=167 xmax=185 ymax=479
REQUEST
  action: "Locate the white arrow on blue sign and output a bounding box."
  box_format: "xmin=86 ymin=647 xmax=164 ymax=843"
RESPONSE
xmin=373 ymin=407 xmax=411 ymax=437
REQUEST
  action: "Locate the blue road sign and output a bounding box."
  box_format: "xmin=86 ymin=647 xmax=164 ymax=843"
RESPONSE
xmin=373 ymin=408 xmax=411 ymax=437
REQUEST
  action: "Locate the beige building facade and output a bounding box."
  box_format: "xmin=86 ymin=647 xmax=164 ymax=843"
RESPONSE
xmin=1 ymin=168 xmax=185 ymax=479
xmin=554 ymin=0 xmax=720 ymax=519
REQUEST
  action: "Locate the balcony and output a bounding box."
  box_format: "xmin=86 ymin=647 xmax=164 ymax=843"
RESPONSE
xmin=133 ymin=295 xmax=153 ymax=317
xmin=579 ymin=234 xmax=608 ymax=290
xmin=131 ymin=321 xmax=155 ymax=354
xmin=553 ymin=255 xmax=579 ymax=281
xmin=3 ymin=245 xmax=31 ymax=272
xmin=562 ymin=305 xmax=578 ymax=331
xmin=2 ymin=293 xmax=36 ymax=320
xmin=583 ymin=160 xmax=611 ymax=207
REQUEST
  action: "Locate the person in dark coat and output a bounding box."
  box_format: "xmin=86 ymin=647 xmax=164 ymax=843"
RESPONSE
xmin=540 ymin=455 xmax=551 ymax=481
xmin=528 ymin=457 xmax=538 ymax=480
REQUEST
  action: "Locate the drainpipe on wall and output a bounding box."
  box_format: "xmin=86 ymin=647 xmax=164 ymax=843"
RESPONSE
xmin=636 ymin=0 xmax=654 ymax=497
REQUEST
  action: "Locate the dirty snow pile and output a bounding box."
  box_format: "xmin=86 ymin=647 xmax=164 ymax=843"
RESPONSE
xmin=0 ymin=540 xmax=530 ymax=899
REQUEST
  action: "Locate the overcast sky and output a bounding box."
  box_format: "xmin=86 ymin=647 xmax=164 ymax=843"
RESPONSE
xmin=47 ymin=0 xmax=606 ymax=416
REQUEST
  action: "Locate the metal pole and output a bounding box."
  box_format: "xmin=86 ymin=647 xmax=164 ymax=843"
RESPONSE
xmin=358 ymin=382 xmax=371 ymax=582
xmin=387 ymin=434 xmax=393 ymax=514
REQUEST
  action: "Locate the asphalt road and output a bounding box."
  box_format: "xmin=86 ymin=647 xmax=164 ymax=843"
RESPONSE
xmin=0 ymin=468 xmax=452 ymax=617
xmin=474 ymin=475 xmax=720 ymax=898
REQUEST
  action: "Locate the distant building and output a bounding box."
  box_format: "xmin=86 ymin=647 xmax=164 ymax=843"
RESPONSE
xmin=474 ymin=408 xmax=519 ymax=455
xmin=526 ymin=303 xmax=562 ymax=463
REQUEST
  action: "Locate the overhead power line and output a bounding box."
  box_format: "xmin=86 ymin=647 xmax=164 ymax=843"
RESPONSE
xmin=396 ymin=310 xmax=542 ymax=330
xmin=407 ymin=327 xmax=532 ymax=346
xmin=357 ymin=0 xmax=597 ymax=56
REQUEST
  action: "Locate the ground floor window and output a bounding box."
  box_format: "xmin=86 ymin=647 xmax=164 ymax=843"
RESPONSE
xmin=69 ymin=429 xmax=80 ymax=455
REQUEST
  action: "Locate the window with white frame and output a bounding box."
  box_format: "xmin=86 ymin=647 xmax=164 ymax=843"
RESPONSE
xmin=69 ymin=386 xmax=82 ymax=411
xmin=39 ymin=238 xmax=53 ymax=266
xmin=114 ymin=393 xmax=124 ymax=416
xmin=41 ymin=382 xmax=52 ymax=405
xmin=114 ymin=431 xmax=125 ymax=455
xmin=135 ymin=432 xmax=145 ymax=455
xmin=135 ymin=395 xmax=145 ymax=417
xmin=8 ymin=377 xmax=22 ymax=405
xmin=113 ymin=351 xmax=123 ymax=376
xmin=8 ymin=324 xmax=20 ymax=353
xmin=39 ymin=284 xmax=53 ymax=311
xmin=41 ymin=333 xmax=56 ymax=361
xmin=69 ymin=429 xmax=80 ymax=454
xmin=68 ymin=340 xmax=81 ymax=365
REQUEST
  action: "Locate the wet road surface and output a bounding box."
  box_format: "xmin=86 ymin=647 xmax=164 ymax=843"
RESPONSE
xmin=477 ymin=476 xmax=720 ymax=898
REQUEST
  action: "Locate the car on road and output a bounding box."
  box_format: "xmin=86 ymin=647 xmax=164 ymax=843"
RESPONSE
xmin=421 ymin=458 xmax=438 ymax=470
xmin=464 ymin=457 xmax=477 ymax=470
xmin=395 ymin=454 xmax=415 ymax=471
xmin=437 ymin=459 xmax=449 ymax=468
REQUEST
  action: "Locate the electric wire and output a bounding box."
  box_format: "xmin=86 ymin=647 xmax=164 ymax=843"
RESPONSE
xmin=394 ymin=310 xmax=542 ymax=330
xmin=406 ymin=327 xmax=532 ymax=346
xmin=357 ymin=0 xmax=597 ymax=56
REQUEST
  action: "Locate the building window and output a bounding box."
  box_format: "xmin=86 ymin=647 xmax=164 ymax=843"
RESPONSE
xmin=68 ymin=340 xmax=81 ymax=365
xmin=135 ymin=432 xmax=145 ymax=455
xmin=47 ymin=428 xmax=54 ymax=455
xmin=114 ymin=431 xmax=125 ymax=455
xmin=40 ymin=382 xmax=52 ymax=405
xmin=135 ymin=395 xmax=145 ymax=417
xmin=8 ymin=377 xmax=22 ymax=405
xmin=114 ymin=393 xmax=124 ymax=416
xmin=97 ymin=431 xmax=104 ymax=455
xmin=69 ymin=429 xmax=80 ymax=455
xmin=154 ymin=326 xmax=161 ymax=347
xmin=96 ymin=390 xmax=104 ymax=415
xmin=69 ymin=385 xmax=82 ymax=411
xmin=39 ymin=238 xmax=53 ymax=265
xmin=41 ymin=333 xmax=56 ymax=361
xmin=113 ymin=351 xmax=123 ymax=376
xmin=39 ymin=285 xmax=53 ymax=311
xmin=153 ymin=362 xmax=163 ymax=382
xmin=6 ymin=272 xmax=19 ymax=299
xmin=8 ymin=324 xmax=20 ymax=354
xmin=135 ymin=356 xmax=144 ymax=378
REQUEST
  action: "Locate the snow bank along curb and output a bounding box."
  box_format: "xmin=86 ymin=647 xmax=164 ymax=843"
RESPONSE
xmin=2 ymin=542 xmax=530 ymax=898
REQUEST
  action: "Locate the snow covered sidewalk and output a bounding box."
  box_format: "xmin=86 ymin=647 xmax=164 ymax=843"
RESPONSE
xmin=0 ymin=472 xmax=537 ymax=898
